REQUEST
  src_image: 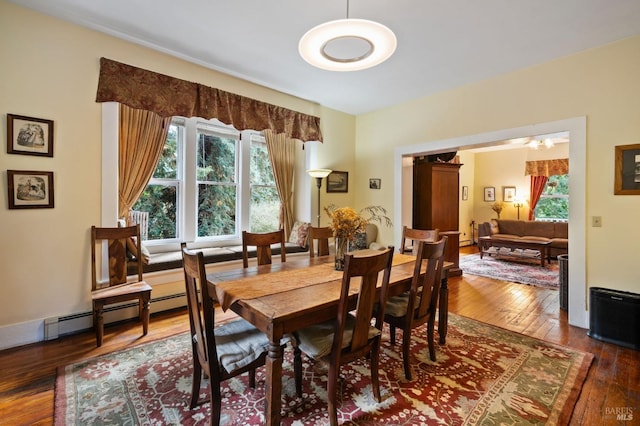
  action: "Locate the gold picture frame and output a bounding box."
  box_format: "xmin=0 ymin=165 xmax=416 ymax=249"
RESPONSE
xmin=614 ymin=143 xmax=640 ymax=195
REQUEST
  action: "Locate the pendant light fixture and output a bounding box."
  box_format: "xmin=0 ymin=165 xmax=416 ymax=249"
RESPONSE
xmin=299 ymin=0 xmax=397 ymax=71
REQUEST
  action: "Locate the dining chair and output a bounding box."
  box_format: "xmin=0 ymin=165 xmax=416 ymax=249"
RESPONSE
xmin=90 ymin=225 xmax=152 ymax=347
xmin=308 ymin=226 xmax=333 ymax=258
xmin=181 ymin=244 xmax=295 ymax=426
xmin=241 ymin=229 xmax=286 ymax=268
xmin=399 ymin=225 xmax=439 ymax=254
xmin=293 ymin=247 xmax=394 ymax=426
xmin=384 ymin=237 xmax=447 ymax=380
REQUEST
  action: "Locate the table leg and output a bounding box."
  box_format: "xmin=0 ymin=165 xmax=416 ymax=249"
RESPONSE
xmin=438 ymin=271 xmax=449 ymax=345
xmin=540 ymin=247 xmax=546 ymax=267
xmin=264 ymin=338 xmax=283 ymax=426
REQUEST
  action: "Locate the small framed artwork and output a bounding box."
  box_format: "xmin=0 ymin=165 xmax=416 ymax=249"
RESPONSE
xmin=614 ymin=143 xmax=640 ymax=195
xmin=483 ymin=186 xmax=495 ymax=202
xmin=7 ymin=114 xmax=54 ymax=157
xmin=327 ymin=171 xmax=348 ymax=193
xmin=7 ymin=170 xmax=54 ymax=209
xmin=461 ymin=185 xmax=469 ymax=201
xmin=369 ymin=178 xmax=381 ymax=189
xmin=503 ymin=186 xmax=516 ymax=202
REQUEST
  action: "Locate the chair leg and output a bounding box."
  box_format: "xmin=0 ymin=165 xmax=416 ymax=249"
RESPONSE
xmin=93 ymin=302 xmax=104 ymax=347
xmin=190 ymin=355 xmax=202 ymax=409
xmin=402 ymin=328 xmax=413 ymax=381
xmin=141 ymin=292 xmax=150 ymax=336
xmin=248 ymin=368 xmax=256 ymax=388
xmin=210 ymin=378 xmax=222 ymax=426
xmin=327 ymin=363 xmax=339 ymax=426
xmin=294 ymin=346 xmax=303 ymax=397
xmin=370 ymin=344 xmax=382 ymax=402
xmin=389 ymin=325 xmax=396 ymax=344
xmin=427 ymin=317 xmax=437 ymax=362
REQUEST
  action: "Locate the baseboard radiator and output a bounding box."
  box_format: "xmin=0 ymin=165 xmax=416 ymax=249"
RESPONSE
xmin=587 ymin=287 xmax=640 ymax=350
xmin=44 ymin=292 xmax=188 ymax=340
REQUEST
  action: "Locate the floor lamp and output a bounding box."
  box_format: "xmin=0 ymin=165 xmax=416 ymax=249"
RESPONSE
xmin=513 ymin=197 xmax=525 ymax=220
xmin=307 ymin=169 xmax=332 ymax=227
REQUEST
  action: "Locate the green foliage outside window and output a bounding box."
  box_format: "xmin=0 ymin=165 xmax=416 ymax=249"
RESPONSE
xmin=534 ymin=174 xmax=569 ymax=221
xmin=132 ymin=125 xmax=179 ymax=240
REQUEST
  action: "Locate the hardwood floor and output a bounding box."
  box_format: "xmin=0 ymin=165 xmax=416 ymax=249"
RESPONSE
xmin=1 ymin=248 xmax=638 ymax=425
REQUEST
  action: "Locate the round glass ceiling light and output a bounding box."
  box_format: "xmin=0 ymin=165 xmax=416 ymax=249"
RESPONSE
xmin=299 ymin=18 xmax=397 ymax=71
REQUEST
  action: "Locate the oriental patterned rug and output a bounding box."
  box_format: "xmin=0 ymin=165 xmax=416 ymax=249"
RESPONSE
xmin=55 ymin=314 xmax=592 ymax=425
xmin=459 ymin=252 xmax=560 ymax=288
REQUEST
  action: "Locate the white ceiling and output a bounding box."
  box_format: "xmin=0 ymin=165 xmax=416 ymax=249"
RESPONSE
xmin=9 ymin=0 xmax=640 ymax=115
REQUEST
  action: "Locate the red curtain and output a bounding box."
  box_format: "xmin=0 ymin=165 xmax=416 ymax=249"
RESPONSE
xmin=528 ymin=176 xmax=548 ymax=220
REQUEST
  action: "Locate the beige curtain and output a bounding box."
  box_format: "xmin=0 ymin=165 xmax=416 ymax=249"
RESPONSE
xmin=118 ymin=104 xmax=171 ymax=218
xmin=264 ymin=130 xmax=297 ymax=238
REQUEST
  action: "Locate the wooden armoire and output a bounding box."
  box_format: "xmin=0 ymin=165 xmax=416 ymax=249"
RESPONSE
xmin=412 ymin=158 xmax=462 ymax=276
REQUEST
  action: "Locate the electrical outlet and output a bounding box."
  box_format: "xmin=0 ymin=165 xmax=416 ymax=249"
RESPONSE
xmin=592 ymin=216 xmax=602 ymax=227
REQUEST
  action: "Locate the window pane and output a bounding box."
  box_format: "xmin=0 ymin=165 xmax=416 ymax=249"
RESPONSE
xmin=197 ymin=184 xmax=236 ymax=237
xmin=132 ymin=185 xmax=177 ymax=239
xmin=535 ymin=174 xmax=569 ymax=220
xmin=250 ymin=142 xmax=275 ymax=185
xmin=197 ymin=133 xmax=236 ymax=182
xmin=250 ymin=186 xmax=280 ymax=232
xmin=153 ymin=125 xmax=178 ymax=179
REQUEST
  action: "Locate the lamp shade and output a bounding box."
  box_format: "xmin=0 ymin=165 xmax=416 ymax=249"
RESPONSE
xmin=307 ymin=168 xmax=333 ymax=178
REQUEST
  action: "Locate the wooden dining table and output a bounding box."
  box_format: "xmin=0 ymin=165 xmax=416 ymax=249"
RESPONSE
xmin=206 ymin=252 xmax=452 ymax=425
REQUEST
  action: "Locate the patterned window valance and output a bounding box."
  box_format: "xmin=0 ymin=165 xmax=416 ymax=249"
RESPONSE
xmin=95 ymin=57 xmax=322 ymax=143
xmin=525 ymin=158 xmax=569 ymax=177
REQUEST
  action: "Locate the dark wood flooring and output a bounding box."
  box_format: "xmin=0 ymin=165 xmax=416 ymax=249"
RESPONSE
xmin=0 ymin=246 xmax=638 ymax=425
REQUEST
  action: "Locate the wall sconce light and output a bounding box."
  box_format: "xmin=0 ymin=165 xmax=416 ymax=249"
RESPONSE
xmin=513 ymin=197 xmax=525 ymax=220
xmin=307 ymin=169 xmax=332 ymax=226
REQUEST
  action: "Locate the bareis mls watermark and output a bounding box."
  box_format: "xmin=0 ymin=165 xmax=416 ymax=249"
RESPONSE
xmin=603 ymin=406 xmax=634 ymax=421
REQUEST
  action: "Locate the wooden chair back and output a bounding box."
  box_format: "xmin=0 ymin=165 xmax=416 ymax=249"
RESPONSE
xmin=333 ymin=247 xmax=394 ymax=366
xmin=308 ymin=226 xmax=333 ymax=258
xmin=90 ymin=225 xmax=150 ymax=347
xmin=181 ymin=245 xmax=219 ymax=381
xmin=91 ymin=225 xmax=143 ymax=290
xmin=400 ymin=226 xmax=439 ymax=254
xmin=242 ymin=229 xmax=286 ymax=268
xmin=411 ymin=237 xmax=447 ymax=321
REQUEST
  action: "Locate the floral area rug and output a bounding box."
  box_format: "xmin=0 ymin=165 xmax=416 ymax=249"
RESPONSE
xmin=55 ymin=314 xmax=592 ymax=425
xmin=459 ymin=252 xmax=560 ymax=288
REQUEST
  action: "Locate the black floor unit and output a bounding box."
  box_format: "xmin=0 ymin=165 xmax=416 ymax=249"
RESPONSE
xmin=588 ymin=287 xmax=640 ymax=350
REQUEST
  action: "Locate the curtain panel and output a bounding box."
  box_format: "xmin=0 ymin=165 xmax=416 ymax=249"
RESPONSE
xmin=524 ymin=158 xmax=569 ymax=177
xmin=96 ymin=57 xmax=323 ymax=143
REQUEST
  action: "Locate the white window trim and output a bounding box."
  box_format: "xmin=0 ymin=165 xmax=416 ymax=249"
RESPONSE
xmin=101 ymin=105 xmax=304 ymax=253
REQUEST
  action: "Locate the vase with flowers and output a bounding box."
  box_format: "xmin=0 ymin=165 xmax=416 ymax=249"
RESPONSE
xmin=491 ymin=201 xmax=504 ymax=219
xmin=324 ymin=204 xmax=392 ymax=270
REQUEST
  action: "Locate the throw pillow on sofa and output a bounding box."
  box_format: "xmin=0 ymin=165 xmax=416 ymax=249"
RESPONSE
xmin=289 ymin=221 xmax=310 ymax=247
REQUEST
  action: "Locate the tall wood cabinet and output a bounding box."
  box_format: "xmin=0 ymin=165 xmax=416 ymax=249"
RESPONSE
xmin=412 ymin=159 xmax=462 ymax=276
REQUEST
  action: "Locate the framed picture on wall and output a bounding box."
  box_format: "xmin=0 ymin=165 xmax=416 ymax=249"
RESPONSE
xmin=503 ymin=186 xmax=516 ymax=202
xmin=7 ymin=170 xmax=55 ymax=209
xmin=7 ymin=114 xmax=54 ymax=157
xmin=327 ymin=171 xmax=348 ymax=193
xmin=369 ymin=178 xmax=381 ymax=189
xmin=614 ymin=143 xmax=640 ymax=195
xmin=461 ymin=185 xmax=468 ymax=200
xmin=483 ymin=186 xmax=495 ymax=202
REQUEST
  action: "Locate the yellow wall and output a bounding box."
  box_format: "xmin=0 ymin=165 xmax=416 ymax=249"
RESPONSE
xmin=2 ymin=0 xmax=640 ymax=345
xmin=0 ymin=1 xmax=353 ymax=344
xmin=356 ymin=36 xmax=640 ymax=299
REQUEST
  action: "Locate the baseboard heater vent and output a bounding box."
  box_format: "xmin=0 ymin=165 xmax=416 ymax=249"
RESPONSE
xmin=588 ymin=287 xmax=640 ymax=350
xmin=52 ymin=292 xmax=188 ymax=338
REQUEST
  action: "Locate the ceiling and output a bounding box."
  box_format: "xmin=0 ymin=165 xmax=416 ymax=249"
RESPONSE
xmin=10 ymin=0 xmax=640 ymax=115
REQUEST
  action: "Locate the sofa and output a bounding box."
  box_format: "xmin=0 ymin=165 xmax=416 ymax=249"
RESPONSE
xmin=478 ymin=219 xmax=568 ymax=258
